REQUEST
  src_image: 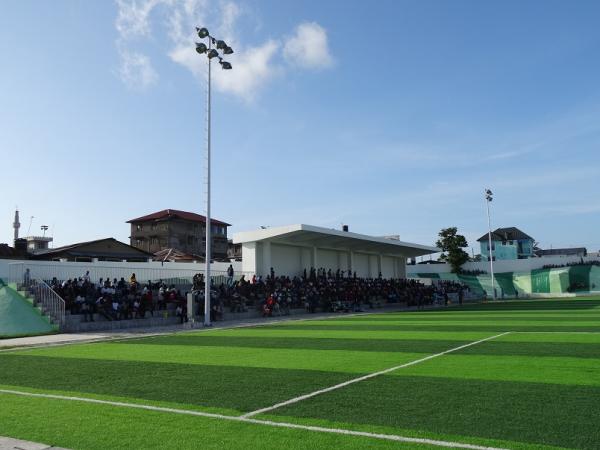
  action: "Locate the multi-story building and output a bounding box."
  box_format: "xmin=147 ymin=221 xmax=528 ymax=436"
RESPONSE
xmin=477 ymin=227 xmax=535 ymax=260
xmin=227 ymin=239 xmax=242 ymax=261
xmin=127 ymin=209 xmax=230 ymax=261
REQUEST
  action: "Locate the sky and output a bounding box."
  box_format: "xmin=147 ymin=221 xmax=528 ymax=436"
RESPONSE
xmin=1 ymin=0 xmax=600 ymax=256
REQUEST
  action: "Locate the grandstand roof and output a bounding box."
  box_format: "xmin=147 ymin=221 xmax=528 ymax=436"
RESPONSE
xmin=234 ymin=224 xmax=439 ymax=258
xmin=127 ymin=209 xmax=231 ymax=226
xmin=477 ymin=227 xmax=534 ymax=242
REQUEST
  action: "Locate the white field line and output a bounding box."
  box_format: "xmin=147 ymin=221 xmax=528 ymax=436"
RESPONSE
xmin=0 ymin=388 xmax=508 ymax=450
xmin=241 ymin=332 xmax=511 ymax=419
xmin=513 ymin=331 xmax=600 ymax=334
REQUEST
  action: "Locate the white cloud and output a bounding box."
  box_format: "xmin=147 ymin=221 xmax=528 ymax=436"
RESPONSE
xmin=213 ymin=40 xmax=281 ymax=100
xmin=283 ymin=22 xmax=333 ymax=69
xmin=117 ymin=48 xmax=158 ymax=89
xmin=164 ymin=0 xmax=281 ymax=102
xmin=169 ymin=40 xmax=281 ymax=102
xmin=115 ymin=0 xmax=169 ymax=39
xmin=114 ymin=1 xmax=333 ymax=99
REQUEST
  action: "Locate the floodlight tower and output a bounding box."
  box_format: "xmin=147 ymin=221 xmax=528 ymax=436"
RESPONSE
xmin=195 ymin=27 xmax=233 ymax=327
xmin=485 ymin=189 xmax=497 ymax=300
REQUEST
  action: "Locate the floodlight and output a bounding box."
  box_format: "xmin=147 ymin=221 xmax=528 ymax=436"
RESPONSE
xmin=207 ymin=49 xmax=219 ymax=59
xmin=220 ymin=61 xmax=232 ymax=70
xmin=196 ymin=27 xmax=209 ymax=38
xmin=216 ymin=40 xmax=227 ymax=50
xmin=195 ymin=43 xmax=207 ymax=54
xmin=223 ymin=46 xmax=234 ymax=55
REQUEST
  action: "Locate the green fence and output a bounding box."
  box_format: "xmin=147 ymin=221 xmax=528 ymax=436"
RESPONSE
xmin=414 ymin=264 xmax=600 ymax=297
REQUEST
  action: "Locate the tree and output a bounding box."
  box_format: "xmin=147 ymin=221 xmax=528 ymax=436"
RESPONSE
xmin=436 ymin=227 xmax=470 ymax=273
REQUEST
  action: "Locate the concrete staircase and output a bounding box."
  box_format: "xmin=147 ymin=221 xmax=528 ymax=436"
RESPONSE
xmin=0 ymin=282 xmax=56 ymax=337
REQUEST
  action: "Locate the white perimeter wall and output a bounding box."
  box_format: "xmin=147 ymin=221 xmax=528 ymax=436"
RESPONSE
xmin=0 ymin=259 xmax=243 ymax=285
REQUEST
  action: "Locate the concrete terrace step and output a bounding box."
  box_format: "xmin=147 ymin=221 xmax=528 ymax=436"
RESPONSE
xmin=63 ymin=315 xmax=182 ymax=333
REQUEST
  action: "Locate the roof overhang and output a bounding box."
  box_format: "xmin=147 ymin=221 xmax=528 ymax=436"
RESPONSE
xmin=234 ymin=224 xmax=439 ymax=258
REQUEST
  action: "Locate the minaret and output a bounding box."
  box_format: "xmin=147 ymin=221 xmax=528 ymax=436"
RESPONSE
xmin=13 ymin=208 xmax=20 ymax=242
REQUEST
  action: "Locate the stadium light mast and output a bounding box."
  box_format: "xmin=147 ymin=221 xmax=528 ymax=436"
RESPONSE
xmin=195 ymin=27 xmax=233 ymax=327
xmin=485 ymin=189 xmax=497 ymax=301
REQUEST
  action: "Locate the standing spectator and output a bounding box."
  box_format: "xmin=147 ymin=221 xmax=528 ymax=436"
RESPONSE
xmin=227 ymin=264 xmax=234 ymax=287
xmin=23 ymin=268 xmax=31 ymax=287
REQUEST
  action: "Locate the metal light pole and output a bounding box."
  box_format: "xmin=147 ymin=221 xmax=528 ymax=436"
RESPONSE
xmin=195 ymin=27 xmax=233 ymax=326
xmin=485 ymin=189 xmax=497 ymax=301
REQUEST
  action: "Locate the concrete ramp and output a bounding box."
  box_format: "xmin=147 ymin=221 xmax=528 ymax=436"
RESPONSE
xmin=0 ymin=281 xmax=56 ymax=338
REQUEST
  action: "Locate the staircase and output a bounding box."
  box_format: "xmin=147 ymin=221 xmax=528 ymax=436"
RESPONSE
xmin=0 ymin=280 xmax=57 ymax=337
xmin=16 ymin=280 xmax=65 ymax=330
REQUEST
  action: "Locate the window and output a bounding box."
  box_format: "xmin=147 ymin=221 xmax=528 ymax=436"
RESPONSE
xmin=136 ymin=239 xmax=143 ymax=247
xmin=151 ymin=237 xmax=158 ymax=245
xmin=151 ymin=223 xmax=157 ymax=230
xmin=212 ymin=225 xmax=225 ymax=235
xmin=136 ymin=224 xmax=142 ymax=231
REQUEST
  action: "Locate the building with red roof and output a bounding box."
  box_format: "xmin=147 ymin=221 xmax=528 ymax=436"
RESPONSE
xmin=127 ymin=209 xmax=231 ymax=261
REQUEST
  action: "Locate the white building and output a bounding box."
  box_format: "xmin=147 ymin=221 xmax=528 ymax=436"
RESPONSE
xmin=234 ymin=224 xmax=439 ymax=279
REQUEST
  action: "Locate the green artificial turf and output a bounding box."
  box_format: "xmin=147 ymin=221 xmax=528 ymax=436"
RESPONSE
xmin=1 ymin=297 xmax=599 ymax=449
xmin=0 ymin=393 xmax=435 ymax=450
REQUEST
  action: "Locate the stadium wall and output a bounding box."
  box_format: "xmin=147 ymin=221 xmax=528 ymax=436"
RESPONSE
xmin=408 ymin=255 xmax=600 ymax=275
xmin=410 ymin=264 xmax=600 ymax=297
xmin=0 ymin=259 xmax=244 ymax=286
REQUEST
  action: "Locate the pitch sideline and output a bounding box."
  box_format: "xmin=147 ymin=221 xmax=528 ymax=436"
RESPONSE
xmin=0 ymin=388 xmax=508 ymax=450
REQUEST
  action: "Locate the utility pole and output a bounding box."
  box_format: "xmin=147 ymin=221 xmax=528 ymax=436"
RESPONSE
xmin=485 ymin=189 xmax=497 ymax=300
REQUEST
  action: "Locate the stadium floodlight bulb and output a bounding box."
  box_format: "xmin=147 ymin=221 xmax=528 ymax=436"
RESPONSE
xmin=195 ymin=43 xmax=208 ymax=54
xmin=207 ymin=49 xmax=219 ymax=59
xmin=220 ymin=61 xmax=232 ymax=70
xmin=196 ymin=27 xmax=209 ymax=38
xmin=223 ymin=46 xmax=234 ymax=55
xmin=216 ymin=40 xmax=227 ymax=50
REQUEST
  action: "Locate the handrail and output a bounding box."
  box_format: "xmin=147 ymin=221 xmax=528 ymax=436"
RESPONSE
xmin=27 ymin=279 xmax=66 ymax=328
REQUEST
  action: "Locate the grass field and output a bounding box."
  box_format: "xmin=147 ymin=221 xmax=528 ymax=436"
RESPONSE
xmin=1 ymin=298 xmax=600 ymax=449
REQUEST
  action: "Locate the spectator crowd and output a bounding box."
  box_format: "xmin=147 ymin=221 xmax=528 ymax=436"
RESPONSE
xmin=194 ymin=267 xmax=469 ymax=321
xmin=44 ymin=267 xmax=469 ymax=324
xmin=49 ymin=272 xmax=188 ymax=323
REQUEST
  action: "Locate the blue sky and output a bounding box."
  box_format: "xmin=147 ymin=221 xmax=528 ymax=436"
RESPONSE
xmin=2 ymin=0 xmax=600 ymax=255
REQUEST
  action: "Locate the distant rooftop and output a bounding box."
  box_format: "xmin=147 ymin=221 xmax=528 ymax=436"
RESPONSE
xmin=477 ymin=227 xmax=534 ymax=242
xmin=25 ymin=236 xmax=53 ymax=242
xmin=127 ymin=209 xmax=231 ymax=226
